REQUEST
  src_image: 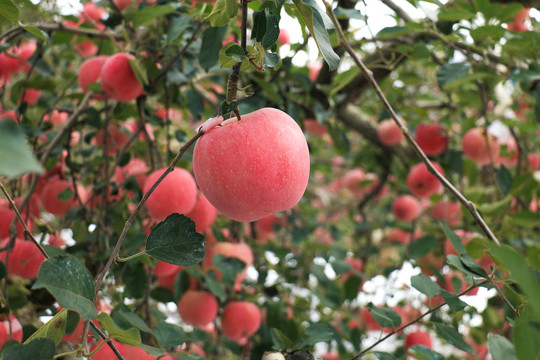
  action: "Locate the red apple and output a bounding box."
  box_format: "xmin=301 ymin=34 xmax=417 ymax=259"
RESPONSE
xmin=0 ymin=314 xmax=23 ymax=348
xmin=341 ymin=169 xmax=379 ymax=197
xmin=192 ymin=108 xmax=310 ymax=222
xmin=41 ymin=179 xmax=88 ymax=216
xmin=43 ymin=110 xmax=68 ymax=125
xmin=385 ymin=228 xmax=412 ymax=244
xmin=377 ymin=118 xmax=405 ymax=145
xmin=0 ymin=238 xmax=45 ymax=279
xmin=221 ymin=301 xmax=261 ymax=341
xmin=100 ymin=53 xmax=144 ymax=102
xmin=404 ymin=330 xmax=432 ymax=355
xmin=114 ymin=157 xmax=149 ymax=189
xmin=177 ymin=290 xmax=218 ymax=328
xmin=19 ymin=89 xmax=40 ymax=105
xmin=308 ymin=62 xmax=322 ymax=81
xmin=94 ymin=124 xmax=131 ymax=154
xmin=498 ymin=138 xmax=519 ymax=167
xmin=431 ymin=201 xmax=461 ymax=226
xmin=255 ymin=214 xmax=286 ymax=243
xmin=414 ymin=123 xmax=447 ymax=155
xmin=320 ymin=353 xmax=339 ymax=360
xmin=203 ymin=241 xmax=253 ymax=289
xmin=78 ymin=56 xmax=109 ymax=94
xmin=406 ymin=162 xmax=444 ymax=198
xmin=91 ymin=339 xmax=156 ymax=360
xmin=392 ymin=195 xmax=421 ymax=222
xmin=143 ymin=167 xmax=197 ymax=222
xmin=277 ymin=28 xmax=290 ymax=46
xmin=462 ymin=128 xmax=499 ymax=165
xmin=75 ymin=41 xmax=98 ymax=58
xmin=507 ymin=8 xmax=530 ymax=32
xmin=185 ymin=192 xmax=218 ymax=232
xmin=303 ymin=118 xmax=327 ymax=137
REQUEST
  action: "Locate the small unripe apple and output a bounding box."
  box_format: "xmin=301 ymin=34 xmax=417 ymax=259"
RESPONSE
xmin=221 ymin=301 xmax=261 ymax=341
xmin=178 ymin=290 xmax=218 ymax=328
xmin=0 ymin=314 xmax=23 ymax=348
xmin=78 ymin=56 xmax=109 ymax=94
xmin=186 ymin=192 xmax=218 ymax=232
xmin=414 ymin=123 xmax=447 ymax=155
xmin=192 ymin=108 xmax=310 ymax=222
xmin=392 ymin=195 xmax=421 ymax=222
xmin=377 ymin=118 xmax=405 ymax=145
xmin=462 ymin=127 xmax=499 ymax=165
xmin=143 ymin=167 xmax=198 ymax=222
xmin=41 ymin=178 xmax=89 ymax=216
xmin=100 ymin=53 xmax=144 ymax=102
xmin=0 ymin=238 xmax=45 ymax=279
xmin=406 ymin=162 xmax=443 ymax=198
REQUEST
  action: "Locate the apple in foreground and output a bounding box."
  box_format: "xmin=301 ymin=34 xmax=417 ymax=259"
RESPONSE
xmin=100 ymin=53 xmax=144 ymax=102
xmin=192 ymin=108 xmax=310 ymax=222
xmin=177 ymin=290 xmax=218 ymax=328
xmin=221 ymin=301 xmax=261 ymax=342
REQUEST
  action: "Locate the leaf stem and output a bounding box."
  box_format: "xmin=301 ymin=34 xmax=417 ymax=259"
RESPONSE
xmin=115 ymin=250 xmax=147 ymax=262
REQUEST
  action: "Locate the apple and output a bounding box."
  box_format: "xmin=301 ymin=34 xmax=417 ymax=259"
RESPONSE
xmin=185 ymin=192 xmax=218 ymax=232
xmin=303 ymin=118 xmax=327 ymax=137
xmin=0 ymin=238 xmax=45 ymax=279
xmin=0 ymin=196 xmax=40 ymax=239
xmin=406 ymin=162 xmax=443 ymax=198
xmin=43 ymin=110 xmax=68 ymax=125
xmin=308 ymin=62 xmax=322 ymax=81
xmin=392 ymin=195 xmax=421 ymax=222
xmin=277 ymin=28 xmax=290 ymax=46
xmin=192 ymin=107 xmax=310 ymax=222
xmin=414 ymin=123 xmax=447 ymax=155
xmin=114 ymin=157 xmax=149 ymax=189
xmin=320 ymin=353 xmax=339 ymax=360
xmin=40 ymin=178 xmax=89 ymax=217
xmin=203 ymin=241 xmax=253 ymax=289
xmin=100 ymin=53 xmax=144 ymax=102
xmin=431 ymin=201 xmax=461 ymax=226
xmin=91 ymin=339 xmax=156 ymax=360
xmin=341 ymin=169 xmax=379 ymax=197
xmin=462 ymin=127 xmax=499 ymax=165
xmin=78 ymin=56 xmax=109 ymax=94
xmin=498 ymin=138 xmax=519 ymax=167
xmin=94 ymin=124 xmax=131 ymax=154
xmin=377 ymin=118 xmax=405 ymax=145
xmin=384 ymin=228 xmax=411 ymax=244
xmin=80 ymin=3 xmax=105 ymax=30
xmin=404 ymin=330 xmax=432 ymax=355
xmin=143 ymin=167 xmax=197 ymax=222
xmin=255 ymin=214 xmax=286 ymax=243
xmin=0 ymin=314 xmax=23 ymax=348
xmin=177 ymin=290 xmax=218 ymax=328
xmin=416 ymin=252 xmax=444 ymax=276
xmin=221 ymin=301 xmax=261 ymax=341
xmin=507 ymin=8 xmax=530 ymax=32
xmin=19 ymin=89 xmax=40 ymax=106
xmin=75 ymin=41 xmax=98 ymax=58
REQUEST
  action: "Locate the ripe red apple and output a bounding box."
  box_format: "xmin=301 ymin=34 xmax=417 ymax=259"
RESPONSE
xmin=431 ymin=201 xmax=461 ymax=226
xmin=41 ymin=178 xmax=88 ymax=216
xmin=392 ymin=195 xmax=421 ymax=222
xmin=185 ymin=192 xmax=218 ymax=232
xmin=255 ymin=214 xmax=286 ymax=243
xmin=507 ymin=8 xmax=530 ymax=32
xmin=462 ymin=127 xmax=499 ymax=165
xmin=341 ymin=169 xmax=379 ymax=197
xmin=0 ymin=314 xmax=23 ymax=348
xmin=377 ymin=118 xmax=405 ymax=145
xmin=308 ymin=62 xmax=322 ymax=81
xmin=75 ymin=41 xmax=98 ymax=58
xmin=404 ymin=330 xmax=432 ymax=355
xmin=0 ymin=238 xmax=45 ymax=279
xmin=78 ymin=56 xmax=109 ymax=94
xmin=94 ymin=124 xmax=131 ymax=154
xmin=320 ymin=353 xmax=339 ymax=360
xmin=277 ymin=28 xmax=290 ymax=46
xmin=80 ymin=3 xmax=105 ymax=30
xmin=0 ymin=196 xmax=40 ymax=239
xmin=414 ymin=123 xmax=447 ymax=155
xmin=406 ymin=162 xmax=444 ymax=198
xmin=91 ymin=339 xmax=156 ymax=360
xmin=221 ymin=301 xmax=261 ymax=341
xmin=177 ymin=290 xmax=218 ymax=328
xmin=192 ymin=108 xmax=310 ymax=222
xmin=100 ymin=53 xmax=144 ymax=102
xmin=114 ymin=157 xmax=149 ymax=189
xmin=143 ymin=167 xmax=197 ymax=222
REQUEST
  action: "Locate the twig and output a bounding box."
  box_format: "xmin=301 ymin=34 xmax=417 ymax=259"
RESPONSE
xmin=323 ymin=1 xmax=500 ymax=245
xmin=380 ymin=0 xmax=414 ymax=22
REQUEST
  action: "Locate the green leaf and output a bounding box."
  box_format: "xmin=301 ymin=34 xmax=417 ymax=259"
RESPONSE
xmin=112 ymin=310 xmax=154 ymax=334
xmin=262 ymin=9 xmax=279 ymax=49
xmin=411 ymin=274 xmax=441 ymax=298
xmin=128 ymin=58 xmax=148 ymax=87
xmin=330 ymin=67 xmax=361 ymax=95
xmin=97 ymin=313 xmax=141 ymax=346
xmin=409 ymin=235 xmax=440 ymax=259
xmin=57 ymin=187 xmax=74 ymax=201
xmin=154 ymin=321 xmax=186 ymax=348
xmin=133 ymin=5 xmax=177 ymax=27
xmin=437 ymin=8 xmax=475 ymax=21
xmin=199 ymin=25 xmax=228 ymax=71
xmin=297 ymin=323 xmax=335 ymax=347
xmin=213 ymin=254 xmax=245 ymax=287
xmin=167 ymin=16 xmax=192 ymax=43
xmin=470 ymin=25 xmax=505 ymax=42
xmin=488 ymin=334 xmax=518 ymax=360
xmin=205 ymin=0 xmax=238 ymax=27
xmin=145 ymin=214 xmax=206 ymax=266
xmin=434 ymin=323 xmax=474 ymax=353
xmin=0 ymin=120 xmax=43 ymax=178
xmin=372 ymin=352 xmax=397 ymax=360
xmin=1 ymin=338 xmax=55 ymax=360
xmin=441 ymin=223 xmax=467 ymax=256
xmin=334 ymin=7 xmax=364 ymax=20
xmin=377 ymin=26 xmax=413 ymax=38
xmin=437 ymin=63 xmax=470 ymax=88
xmin=440 ymin=290 xmax=468 ymax=312
xmin=141 ymin=345 xmax=165 ymax=357
xmin=507 ymin=211 xmax=540 ymax=228
xmin=514 ymin=306 xmax=540 ymax=360
xmin=291 ymin=0 xmax=339 ymax=71
xmin=263 ymin=52 xmax=280 ymax=69
xmin=367 ymin=304 xmax=401 ymax=329
xmin=205 ymin=271 xmax=226 ymax=302
xmin=24 ymin=309 xmax=67 ymax=345
xmin=409 ymin=345 xmax=446 ymax=360
xmin=32 ymin=255 xmax=97 ymax=320
xmin=178 ymin=354 xmax=206 ymax=360
xmin=20 ymin=24 xmax=48 ymax=41
xmin=0 ymin=0 xmax=18 ymax=23
xmin=496 ymin=165 xmax=512 ymax=195
xmin=224 ymin=44 xmax=246 ymax=62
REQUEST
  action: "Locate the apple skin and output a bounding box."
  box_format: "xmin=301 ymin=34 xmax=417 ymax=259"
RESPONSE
xmin=203 ymin=241 xmax=253 ymax=289
xmin=406 ymin=162 xmax=443 ymax=198
xmin=0 ymin=238 xmax=45 ymax=279
xmin=221 ymin=301 xmax=261 ymax=342
xmin=91 ymin=339 xmax=156 ymax=360
xmin=462 ymin=127 xmax=499 ymax=165
xmin=277 ymin=28 xmax=290 ymax=45
xmin=404 ymin=330 xmax=432 ymax=355
xmin=414 ymin=123 xmax=447 ymax=155
xmin=192 ymin=107 xmax=310 ymax=222
xmin=186 ymin=192 xmax=218 ymax=232
xmin=377 ymin=118 xmax=404 ymax=145
xmin=431 ymin=201 xmax=461 ymax=226
xmin=177 ymin=290 xmax=218 ymax=328
xmin=78 ymin=56 xmax=109 ymax=94
xmin=392 ymin=195 xmax=421 ymax=222
xmin=0 ymin=314 xmax=23 ymax=348
xmin=41 ymin=179 xmax=88 ymax=217
xmin=100 ymin=53 xmax=144 ymax=102
xmin=143 ymin=167 xmax=198 ymax=222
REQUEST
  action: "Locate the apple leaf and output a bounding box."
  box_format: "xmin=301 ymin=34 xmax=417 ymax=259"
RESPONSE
xmin=133 ymin=5 xmax=177 ymax=27
xmin=32 ymin=255 xmax=97 ymax=320
xmin=97 ymin=312 xmax=141 ymax=346
xmin=205 ymin=0 xmax=238 ymax=27
xmin=437 ymin=63 xmax=470 ymax=88
xmin=0 ymin=0 xmax=18 ymax=23
xmin=434 ymin=323 xmax=473 ymax=353
xmin=0 ymin=120 xmax=43 ymax=179
xmin=514 ymin=306 xmax=540 ymax=360
xmin=507 ymin=211 xmax=540 ymax=228
xmin=441 ymin=223 xmax=467 ymax=256
xmin=199 ymin=25 xmax=228 ymax=71
xmin=496 ymin=165 xmax=512 ymax=195
xmin=112 ymin=310 xmax=153 ymax=334
xmin=145 ymin=213 xmax=206 ymax=266
xmin=1 ymin=338 xmax=55 ymax=360
xmin=154 ymin=321 xmax=185 ymax=348
xmin=224 ymin=44 xmax=246 ymax=62
xmin=409 ymin=345 xmax=445 ymax=360
xmin=437 ymin=8 xmax=475 ymax=21
xmin=297 ymin=323 xmax=335 ymax=347
xmin=440 ymin=290 xmax=468 ymax=312
xmin=488 ymin=334 xmax=518 ymax=360
xmin=24 ymin=309 xmax=67 ymax=345
xmin=367 ymin=304 xmax=401 ymax=329
xmin=213 ymin=254 xmax=245 ymax=288
xmin=372 ymin=352 xmax=397 ymax=360
xmin=411 ymin=274 xmax=441 ymax=298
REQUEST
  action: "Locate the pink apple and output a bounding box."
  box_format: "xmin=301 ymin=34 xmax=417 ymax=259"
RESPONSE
xmin=203 ymin=241 xmax=253 ymax=289
xmin=406 ymin=162 xmax=444 ymax=198
xmin=0 ymin=314 xmax=23 ymax=348
xmin=462 ymin=127 xmax=499 ymax=165
xmin=19 ymin=89 xmax=40 ymax=105
xmin=40 ymin=178 xmax=89 ymax=216
xmin=308 ymin=62 xmax=322 ymax=81
xmin=186 ymin=192 xmax=218 ymax=232
xmin=100 ymin=53 xmax=144 ymax=102
xmin=78 ymin=56 xmax=109 ymax=94
xmin=91 ymin=339 xmax=156 ymax=360
xmin=392 ymin=195 xmax=421 ymax=222
xmin=143 ymin=167 xmax=197 ymax=222
xmin=342 ymin=169 xmax=379 ymax=197
xmin=377 ymin=118 xmax=405 ymax=145
xmin=0 ymin=238 xmax=45 ymax=279
xmin=75 ymin=41 xmax=98 ymax=58
xmin=114 ymin=157 xmax=149 ymax=189
xmin=94 ymin=124 xmax=131 ymax=154
xmin=178 ymin=290 xmax=218 ymax=328
xmin=303 ymin=118 xmax=327 ymax=137
xmin=277 ymin=28 xmax=290 ymax=45
xmin=385 ymin=228 xmax=411 ymax=244
xmin=192 ymin=108 xmax=310 ymax=222
xmin=404 ymin=330 xmax=432 ymax=355
xmin=255 ymin=214 xmax=286 ymax=243
xmin=221 ymin=301 xmax=261 ymax=341
xmin=414 ymin=123 xmax=447 ymax=155
xmin=43 ymin=110 xmax=68 ymax=125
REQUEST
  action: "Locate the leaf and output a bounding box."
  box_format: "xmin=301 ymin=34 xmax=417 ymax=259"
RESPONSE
xmin=291 ymin=0 xmax=339 ymax=71
xmin=0 ymin=120 xmax=43 ymax=178
xmin=97 ymin=313 xmax=141 ymax=346
xmin=411 ymin=274 xmax=441 ymax=298
xmin=0 ymin=0 xmax=18 ymax=23
xmin=167 ymin=16 xmax=192 ymax=43
xmin=507 ymin=211 xmax=540 ymax=228
xmin=496 ymin=165 xmax=512 ymax=195
xmin=437 ymin=8 xmax=475 ymax=21
xmin=514 ymin=306 xmax=540 ymax=360
xmin=372 ymin=352 xmax=397 ymax=360
xmin=199 ymin=25 xmax=228 ymax=71
xmin=24 ymin=309 xmax=67 ymax=345
xmin=434 ymin=323 xmax=474 ymax=353
xmin=470 ymin=25 xmax=505 ymax=42
xmin=440 ymin=290 xmax=468 ymax=312
xmin=1 ymin=338 xmax=55 ymax=360
xmin=128 ymin=58 xmax=148 ymax=87
xmin=20 ymin=24 xmax=48 ymax=41
xmin=32 ymin=255 xmax=97 ymax=320
xmin=334 ymin=7 xmax=364 ymax=20
xmin=205 ymin=0 xmax=238 ymax=27
xmin=437 ymin=63 xmax=470 ymax=88
xmin=262 ymin=9 xmax=279 ymax=49
xmin=224 ymin=44 xmax=246 ymax=62
xmin=377 ymin=26 xmax=413 ymax=38
xmin=488 ymin=334 xmax=518 ymax=360
xmin=145 ymin=214 xmax=206 ymax=266
xmin=154 ymin=321 xmax=186 ymax=348
xmin=367 ymin=304 xmax=401 ymax=329
xmin=133 ymin=5 xmax=177 ymax=27
xmin=409 ymin=235 xmax=440 ymax=259
xmin=263 ymin=52 xmax=280 ymax=69
xmin=205 ymin=271 xmax=226 ymax=302
xmin=441 ymin=223 xmax=467 ymax=256
xmin=141 ymin=345 xmax=165 ymax=357
xmin=112 ymin=310 xmax=153 ymax=334
xmin=297 ymin=323 xmax=335 ymax=347
xmin=409 ymin=345 xmax=446 ymax=360
xmin=213 ymin=254 xmax=245 ymax=287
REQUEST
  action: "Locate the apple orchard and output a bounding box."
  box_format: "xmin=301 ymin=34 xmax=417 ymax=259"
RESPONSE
xmin=0 ymin=0 xmax=539 ymax=359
